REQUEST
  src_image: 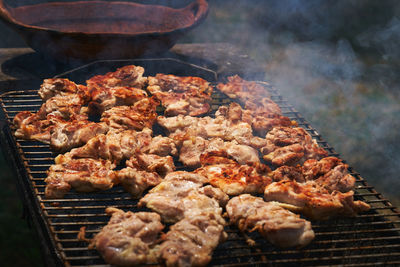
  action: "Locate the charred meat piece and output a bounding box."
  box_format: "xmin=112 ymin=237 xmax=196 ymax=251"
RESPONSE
xmin=226 ymin=194 xmax=315 ymax=248
xmin=178 ymin=137 xmax=260 ymax=169
xmin=87 ymin=65 xmax=147 ymax=89
xmin=36 ymin=94 xmax=87 ymax=120
xmin=38 ymin=78 xmax=90 ymax=102
xmin=159 ymin=212 xmax=227 ymax=267
xmin=264 ymin=180 xmax=370 ymax=220
xmin=126 ymin=153 xmax=176 ymax=177
xmin=115 ymin=167 xmax=162 ymax=198
xmin=100 ymin=97 xmax=158 ymax=130
xmin=139 ymin=171 xmax=226 ymax=223
xmin=50 ymin=121 xmax=109 ymax=152
xmin=216 ymin=75 xmax=271 ymax=102
xmin=148 ymin=74 xmax=213 ymax=116
xmin=302 ymin=157 xmax=356 ymax=192
xmin=90 ymin=208 xmax=163 ymax=266
xmin=88 ymin=85 xmax=148 ymax=115
xmin=270 ymin=165 xmax=305 ymax=183
xmin=196 ymin=154 xmax=271 ymax=196
xmin=14 ymin=112 xmax=62 ymax=143
xmin=45 ymin=158 xmax=116 ymax=199
xmin=261 ymin=127 xmax=328 ymax=166
xmin=58 ymin=128 xmax=153 ymax=164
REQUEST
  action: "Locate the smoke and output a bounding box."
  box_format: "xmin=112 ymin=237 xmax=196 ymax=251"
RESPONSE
xmin=183 ymin=0 xmax=400 ymax=204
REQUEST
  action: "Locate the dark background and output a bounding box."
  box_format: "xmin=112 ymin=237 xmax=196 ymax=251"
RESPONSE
xmin=0 ymin=0 xmax=399 ymax=266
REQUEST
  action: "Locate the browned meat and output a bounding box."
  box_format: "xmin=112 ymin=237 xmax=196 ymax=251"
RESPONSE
xmin=58 ymin=128 xmax=153 ymax=164
xmin=38 ymin=78 xmax=90 ymax=102
xmin=13 ymin=112 xmax=62 ymax=143
xmin=195 ymin=156 xmax=271 ymax=196
xmin=45 ymin=158 xmax=116 ymax=199
xmin=50 ymin=121 xmax=109 ymax=152
xmin=88 ymin=85 xmax=148 ymax=115
xmin=87 ymin=65 xmax=147 ymax=89
xmin=270 ymin=165 xmax=305 ymax=183
xmin=261 ymin=127 xmax=328 ymax=166
xmin=148 ymin=74 xmax=213 ymax=116
xmin=226 ymin=194 xmax=315 ymax=248
xmin=115 ymin=167 xmax=162 ymax=197
xmin=217 ymin=75 xmax=271 ymax=101
xmin=100 ymin=97 xmax=158 ymax=130
xmin=36 ymin=94 xmax=87 ymax=120
xmin=90 ymin=207 xmax=163 ymax=266
xmin=264 ymin=180 xmax=370 ymax=220
xmin=139 ymin=171 xmax=226 ymax=223
xmin=142 ymin=135 xmax=178 ymax=157
xmin=126 ymin=153 xmax=176 ymax=177
xmin=178 ymin=137 xmax=260 ymax=169
xmin=159 ymin=212 xmax=227 ymax=267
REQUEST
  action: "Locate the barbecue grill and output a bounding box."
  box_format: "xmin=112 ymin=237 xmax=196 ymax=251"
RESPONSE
xmin=1 ymin=58 xmax=399 ymax=266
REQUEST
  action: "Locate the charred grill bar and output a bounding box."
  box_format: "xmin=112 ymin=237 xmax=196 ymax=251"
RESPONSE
xmin=1 ymin=58 xmax=400 ymax=266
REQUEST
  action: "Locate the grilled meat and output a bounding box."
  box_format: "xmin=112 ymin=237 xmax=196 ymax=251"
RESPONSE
xmin=45 ymin=158 xmax=116 ymax=199
xmin=115 ymin=167 xmax=162 ymax=197
xmin=148 ymin=74 xmax=213 ymax=116
xmin=88 ymin=85 xmax=148 ymax=115
xmin=226 ymin=194 xmax=315 ymax=248
xmin=36 ymin=94 xmax=87 ymax=120
xmin=195 ymin=158 xmax=272 ymax=196
xmin=38 ymin=78 xmax=90 ymax=102
xmin=261 ymin=127 xmax=328 ymax=166
xmin=50 ymin=121 xmax=109 ymax=152
xmin=216 ymin=75 xmax=271 ymax=102
xmin=126 ymin=153 xmax=175 ymax=177
xmin=90 ymin=207 xmax=163 ymax=266
xmin=87 ymin=65 xmax=147 ymax=89
xmin=100 ymin=97 xmax=158 ymax=130
xmin=141 ymin=135 xmax=178 ymax=157
xmin=14 ymin=112 xmax=61 ymax=143
xmin=139 ymin=171 xmax=226 ymax=223
xmin=58 ymin=128 xmax=153 ymax=164
xmin=159 ymin=212 xmax=227 ymax=267
xmin=264 ymin=180 xmax=370 ymax=220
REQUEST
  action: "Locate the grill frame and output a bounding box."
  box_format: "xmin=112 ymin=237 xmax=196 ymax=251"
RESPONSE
xmin=0 ymin=58 xmax=399 ymax=266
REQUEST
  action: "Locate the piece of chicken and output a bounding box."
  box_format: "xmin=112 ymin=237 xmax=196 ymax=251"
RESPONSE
xmin=87 ymin=65 xmax=147 ymax=89
xmin=115 ymin=167 xmax=162 ymax=198
xmin=264 ymin=180 xmax=370 ymax=220
xmin=45 ymin=158 xmax=116 ymax=199
xmin=226 ymin=194 xmax=315 ymax=248
xmin=50 ymin=121 xmax=109 ymax=152
xmin=148 ymin=74 xmax=213 ymax=116
xmin=100 ymin=97 xmax=158 ymax=130
xmin=90 ymin=207 xmax=163 ymax=266
xmin=38 ymin=78 xmax=90 ymax=102
xmin=159 ymin=212 xmax=227 ymax=267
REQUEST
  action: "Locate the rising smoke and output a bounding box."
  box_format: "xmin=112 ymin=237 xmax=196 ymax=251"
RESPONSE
xmin=183 ymin=0 xmax=400 ymax=204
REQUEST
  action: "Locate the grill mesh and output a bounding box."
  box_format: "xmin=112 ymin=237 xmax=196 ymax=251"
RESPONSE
xmin=1 ymin=82 xmax=400 ymax=266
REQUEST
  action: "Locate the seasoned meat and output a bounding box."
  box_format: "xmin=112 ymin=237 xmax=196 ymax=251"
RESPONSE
xmin=126 ymin=153 xmax=175 ymax=177
xmin=87 ymin=65 xmax=147 ymax=89
xmin=45 ymin=158 xmax=116 ymax=199
xmin=38 ymin=78 xmax=90 ymax=102
xmin=148 ymin=74 xmax=213 ymax=116
xmin=261 ymin=127 xmax=328 ymax=166
xmin=142 ymin=135 xmax=178 ymax=157
xmin=58 ymin=128 xmax=153 ymax=164
xmin=302 ymin=157 xmax=355 ymax=192
xmin=50 ymin=121 xmax=109 ymax=152
xmin=90 ymin=208 xmax=163 ymax=266
xmin=115 ymin=167 xmax=162 ymax=198
xmin=139 ymin=171 xmax=226 ymax=223
xmin=217 ymin=75 xmax=271 ymax=101
xmin=14 ymin=112 xmax=61 ymax=143
xmin=100 ymin=97 xmax=158 ymax=130
xmin=270 ymin=165 xmax=305 ymax=183
xmin=195 ymin=155 xmax=271 ymax=196
xmin=264 ymin=180 xmax=370 ymax=220
xmin=88 ymin=85 xmax=148 ymax=115
xmin=226 ymin=194 xmax=315 ymax=248
xmin=36 ymin=94 xmax=87 ymax=120
xmin=159 ymin=212 xmax=227 ymax=267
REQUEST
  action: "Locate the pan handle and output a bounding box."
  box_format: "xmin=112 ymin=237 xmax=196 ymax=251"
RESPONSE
xmin=182 ymin=0 xmax=209 ymax=28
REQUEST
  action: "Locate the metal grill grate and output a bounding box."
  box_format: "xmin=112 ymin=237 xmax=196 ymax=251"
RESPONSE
xmin=1 ymin=61 xmax=400 ymax=266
